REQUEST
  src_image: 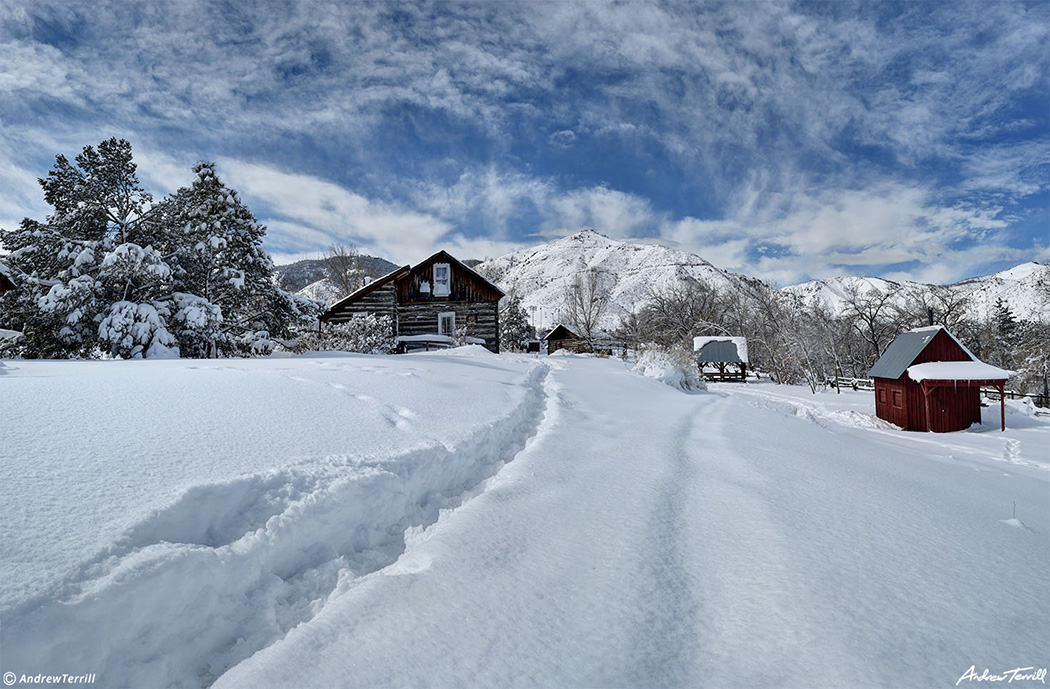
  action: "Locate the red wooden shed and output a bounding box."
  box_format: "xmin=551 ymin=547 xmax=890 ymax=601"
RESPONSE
xmin=868 ymin=327 xmax=1011 ymax=432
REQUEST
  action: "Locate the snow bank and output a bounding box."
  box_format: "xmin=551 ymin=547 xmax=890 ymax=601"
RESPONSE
xmin=215 ymin=357 xmax=1049 ymax=689
xmin=1 ymin=353 xmax=547 ymax=687
xmin=632 ymin=348 xmax=706 ymax=392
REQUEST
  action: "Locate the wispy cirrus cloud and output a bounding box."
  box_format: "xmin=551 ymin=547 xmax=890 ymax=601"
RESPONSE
xmin=0 ymin=0 xmax=1045 ymax=284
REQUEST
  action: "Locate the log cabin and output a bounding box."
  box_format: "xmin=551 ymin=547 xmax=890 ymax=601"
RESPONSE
xmin=543 ymin=324 xmax=581 ymax=354
xmin=868 ymin=326 xmax=1011 ymax=432
xmin=319 ymin=250 xmax=504 ymax=353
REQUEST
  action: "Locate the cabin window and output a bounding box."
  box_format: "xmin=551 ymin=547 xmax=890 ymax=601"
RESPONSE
xmin=878 ymin=388 xmax=886 ymax=404
xmin=892 ymin=390 xmax=903 ymax=409
xmin=438 ymin=311 xmax=455 ymax=336
xmin=420 ymin=280 xmax=430 ymax=294
xmin=433 ymin=263 xmax=450 ymax=297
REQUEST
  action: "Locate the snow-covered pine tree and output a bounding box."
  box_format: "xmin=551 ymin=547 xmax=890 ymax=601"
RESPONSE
xmin=156 ymin=161 xmax=310 ymax=356
xmin=0 ymin=140 xmax=314 ymax=359
xmin=990 ymin=297 xmax=1020 ymax=369
xmin=0 ymin=138 xmax=175 ymax=358
xmin=499 ymin=292 xmax=534 ymax=352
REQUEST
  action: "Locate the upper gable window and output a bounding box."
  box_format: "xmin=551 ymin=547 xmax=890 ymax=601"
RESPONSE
xmin=433 ymin=263 xmax=451 ymax=297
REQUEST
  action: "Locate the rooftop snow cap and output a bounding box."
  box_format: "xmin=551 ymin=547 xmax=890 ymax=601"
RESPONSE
xmin=906 ymin=361 xmax=1011 ymax=383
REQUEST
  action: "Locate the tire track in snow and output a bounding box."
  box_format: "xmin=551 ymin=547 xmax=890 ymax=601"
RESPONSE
xmin=623 ymin=408 xmax=704 ymax=687
xmin=684 ymin=396 xmax=854 ymax=686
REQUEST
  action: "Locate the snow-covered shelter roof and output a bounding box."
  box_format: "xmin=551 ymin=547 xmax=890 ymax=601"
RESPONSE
xmin=693 ymin=336 xmax=748 ymax=364
xmin=868 ymin=326 xmax=976 ymax=379
xmin=907 ymin=361 xmax=1011 ymax=383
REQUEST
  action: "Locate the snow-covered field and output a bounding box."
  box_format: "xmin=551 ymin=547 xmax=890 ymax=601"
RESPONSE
xmin=1 ymin=352 xmax=1047 ymax=688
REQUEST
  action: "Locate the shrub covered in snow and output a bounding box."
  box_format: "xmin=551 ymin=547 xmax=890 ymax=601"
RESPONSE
xmin=295 ymin=314 xmax=395 ymax=355
xmin=98 ymin=301 xmax=179 ymax=359
xmin=632 ymin=346 xmax=707 ymax=392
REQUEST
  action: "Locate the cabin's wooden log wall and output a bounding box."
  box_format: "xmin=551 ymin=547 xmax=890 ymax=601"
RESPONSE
xmin=325 ymin=282 xmax=398 ymax=336
xmin=397 ymin=301 xmax=499 ymax=352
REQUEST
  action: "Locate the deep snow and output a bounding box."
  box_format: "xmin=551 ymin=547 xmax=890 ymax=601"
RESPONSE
xmin=1 ymin=352 xmax=1048 ymax=688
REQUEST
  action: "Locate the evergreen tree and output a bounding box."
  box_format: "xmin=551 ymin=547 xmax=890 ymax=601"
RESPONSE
xmin=499 ymin=292 xmax=534 ymax=352
xmin=0 ymin=140 xmax=313 ymax=359
xmin=991 ymin=298 xmax=1020 ymax=369
xmin=159 ymin=161 xmax=294 ymax=355
xmin=0 ymin=138 xmax=170 ymax=358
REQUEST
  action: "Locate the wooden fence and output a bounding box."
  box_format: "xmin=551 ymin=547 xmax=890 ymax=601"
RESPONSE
xmin=832 ymin=376 xmax=1049 ymax=410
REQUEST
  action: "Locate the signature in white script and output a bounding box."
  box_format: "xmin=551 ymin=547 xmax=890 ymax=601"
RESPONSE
xmin=957 ymin=665 xmax=1047 ymax=685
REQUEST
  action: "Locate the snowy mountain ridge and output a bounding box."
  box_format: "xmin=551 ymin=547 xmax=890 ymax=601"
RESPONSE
xmin=475 ymin=230 xmax=1048 ymax=329
xmin=477 ymin=229 xmax=762 ymax=330
xmin=785 ymin=263 xmax=1050 ymax=322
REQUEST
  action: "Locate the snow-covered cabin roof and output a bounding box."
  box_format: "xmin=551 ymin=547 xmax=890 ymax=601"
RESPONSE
xmin=693 ymin=336 xmax=748 ymax=364
xmin=868 ymin=326 xmax=977 ymax=379
xmin=906 ymin=361 xmax=1011 ymax=383
xmin=543 ymin=324 xmax=579 ymax=341
xmin=321 ymin=264 xmax=411 ymax=319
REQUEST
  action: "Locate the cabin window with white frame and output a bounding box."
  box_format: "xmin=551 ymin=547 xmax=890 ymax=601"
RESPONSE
xmin=438 ymin=311 xmax=455 ymax=336
xmin=432 ymin=263 xmax=450 ymax=297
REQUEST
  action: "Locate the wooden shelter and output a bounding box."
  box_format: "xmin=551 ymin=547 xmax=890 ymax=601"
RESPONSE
xmin=868 ymin=326 xmax=1011 ymax=432
xmin=319 ymin=250 xmax=504 ymax=353
xmin=693 ymin=336 xmax=748 ymax=381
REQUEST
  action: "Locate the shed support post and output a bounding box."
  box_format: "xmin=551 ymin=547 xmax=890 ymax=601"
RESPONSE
xmin=999 ymin=383 xmax=1005 ymax=432
xmin=922 ymin=382 xmax=933 ymax=433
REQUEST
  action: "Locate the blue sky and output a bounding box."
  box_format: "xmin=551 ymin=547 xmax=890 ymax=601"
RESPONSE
xmin=1 ymin=0 xmax=1047 ymax=285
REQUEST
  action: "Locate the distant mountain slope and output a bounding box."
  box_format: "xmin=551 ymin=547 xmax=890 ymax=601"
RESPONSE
xmin=478 ymin=229 xmax=1047 ymax=330
xmin=952 ymin=262 xmax=1050 ymax=321
xmin=274 ymin=255 xmax=399 ymax=294
xmin=477 ymin=229 xmax=759 ymax=330
xmin=786 ymin=262 xmax=1050 ymax=322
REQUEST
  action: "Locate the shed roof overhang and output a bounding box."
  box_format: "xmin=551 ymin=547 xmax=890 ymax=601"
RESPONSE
xmin=908 ymin=365 xmax=1011 ymax=432
xmin=906 ymin=361 xmax=1012 ymax=384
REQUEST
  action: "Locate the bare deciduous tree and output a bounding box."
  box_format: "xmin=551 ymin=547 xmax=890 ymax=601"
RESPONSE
xmin=323 ymin=243 xmax=362 ymax=296
xmin=635 ymin=279 xmax=729 ymax=348
xmin=841 ymin=283 xmax=904 ymax=365
xmin=561 ymin=269 xmax=611 ymax=346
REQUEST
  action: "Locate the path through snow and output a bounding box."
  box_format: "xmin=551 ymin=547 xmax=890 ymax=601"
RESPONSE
xmin=217 ymin=357 xmax=1048 ymax=688
xmin=2 ymin=354 xmax=1046 ymax=688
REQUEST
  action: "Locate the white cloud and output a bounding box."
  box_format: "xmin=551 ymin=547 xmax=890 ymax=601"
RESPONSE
xmin=217 ymin=159 xmax=451 ymax=264
xmin=544 ymin=187 xmax=656 ymax=239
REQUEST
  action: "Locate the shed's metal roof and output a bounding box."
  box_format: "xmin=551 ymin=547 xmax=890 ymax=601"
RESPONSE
xmin=867 ymin=326 xmax=972 ymax=379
